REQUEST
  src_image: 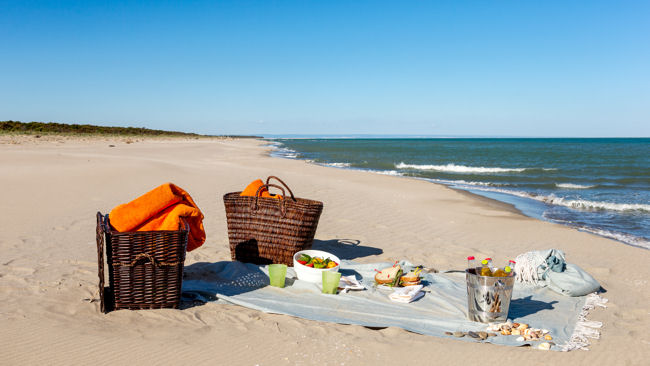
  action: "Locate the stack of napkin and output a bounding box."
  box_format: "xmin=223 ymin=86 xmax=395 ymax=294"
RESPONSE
xmin=339 ymin=275 xmax=365 ymax=293
xmin=389 ymin=285 xmax=424 ymax=303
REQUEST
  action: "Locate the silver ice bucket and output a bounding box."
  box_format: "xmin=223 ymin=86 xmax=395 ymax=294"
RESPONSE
xmin=465 ymin=269 xmax=515 ymax=323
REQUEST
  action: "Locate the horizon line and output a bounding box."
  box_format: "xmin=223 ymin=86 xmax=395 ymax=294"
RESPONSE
xmin=261 ymin=134 xmax=649 ymax=139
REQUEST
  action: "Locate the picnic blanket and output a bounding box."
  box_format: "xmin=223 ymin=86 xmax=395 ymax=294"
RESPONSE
xmin=182 ymin=260 xmax=607 ymax=351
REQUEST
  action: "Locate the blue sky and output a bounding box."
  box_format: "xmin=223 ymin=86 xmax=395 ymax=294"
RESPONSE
xmin=1 ymin=1 xmax=649 ymax=137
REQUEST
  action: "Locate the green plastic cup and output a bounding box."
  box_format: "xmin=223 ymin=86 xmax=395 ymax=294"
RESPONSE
xmin=322 ymin=271 xmax=342 ymax=294
xmin=268 ymin=264 xmax=287 ymax=288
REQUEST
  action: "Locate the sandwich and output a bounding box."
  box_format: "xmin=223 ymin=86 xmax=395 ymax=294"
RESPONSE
xmin=375 ymin=265 xmax=402 ymax=287
xmin=400 ymin=270 xmax=422 ymax=286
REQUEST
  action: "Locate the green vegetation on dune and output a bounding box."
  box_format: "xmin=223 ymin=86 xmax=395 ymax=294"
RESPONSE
xmin=0 ymin=120 xmax=261 ymax=138
xmin=1 ymin=120 xmax=201 ymax=136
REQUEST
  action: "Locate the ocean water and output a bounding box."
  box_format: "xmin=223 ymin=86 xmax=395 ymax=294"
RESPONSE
xmin=268 ymin=138 xmax=650 ymax=249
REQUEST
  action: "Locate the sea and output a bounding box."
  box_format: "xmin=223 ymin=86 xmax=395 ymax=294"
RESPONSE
xmin=267 ymin=138 xmax=650 ymax=250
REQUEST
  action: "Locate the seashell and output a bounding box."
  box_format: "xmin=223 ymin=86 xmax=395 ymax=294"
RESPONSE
xmin=501 ymin=329 xmax=511 ymax=336
xmin=444 ymin=331 xmax=453 ymax=336
xmin=468 ymin=331 xmax=480 ymax=339
xmin=512 ymin=322 xmax=520 ymax=328
xmin=538 ymin=342 xmax=551 ymax=351
xmin=500 ymin=324 xmax=512 ymax=331
xmin=478 ymin=331 xmax=488 ymax=340
xmin=524 ymin=328 xmax=531 ymax=336
xmin=523 ymin=334 xmax=533 ymax=341
xmin=542 ymin=329 xmax=549 ymax=334
xmin=453 ymin=331 xmax=465 ymax=337
xmin=544 ymin=335 xmax=553 ymax=341
xmin=511 ymin=329 xmax=521 ymax=335
xmin=516 ymin=336 xmax=525 ymax=342
xmin=517 ymin=323 xmax=529 ymax=330
xmin=488 ymin=333 xmax=497 ymax=337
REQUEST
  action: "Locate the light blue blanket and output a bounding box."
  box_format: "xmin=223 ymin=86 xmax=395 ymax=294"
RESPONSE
xmin=182 ymin=260 xmax=603 ymax=351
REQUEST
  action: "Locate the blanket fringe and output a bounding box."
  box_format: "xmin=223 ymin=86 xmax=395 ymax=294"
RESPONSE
xmin=514 ymin=251 xmax=546 ymax=285
xmin=557 ymin=293 xmax=608 ymax=351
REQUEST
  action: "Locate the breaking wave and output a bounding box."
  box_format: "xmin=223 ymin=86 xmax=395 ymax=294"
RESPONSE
xmin=556 ymin=183 xmax=595 ymax=189
xmin=573 ymin=227 xmax=650 ymax=249
xmin=396 ymin=162 xmax=527 ymax=173
xmin=469 ymin=187 xmax=650 ymax=213
xmin=323 ymin=162 xmax=351 ymax=168
xmin=540 ymin=195 xmax=650 ymax=212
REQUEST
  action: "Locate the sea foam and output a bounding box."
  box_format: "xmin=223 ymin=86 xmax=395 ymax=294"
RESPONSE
xmin=268 ymin=144 xmax=299 ymax=159
xmin=556 ymin=183 xmax=595 ymax=189
xmin=428 ymin=178 xmax=500 ymax=187
xmin=396 ymin=162 xmax=526 ymax=173
xmin=574 ymin=227 xmax=650 ymax=249
xmin=375 ymin=170 xmax=404 ymax=176
xmin=324 ymin=162 xmax=352 ymax=168
xmin=540 ymin=195 xmax=650 ymax=212
xmin=467 ymin=186 xmax=650 ymax=213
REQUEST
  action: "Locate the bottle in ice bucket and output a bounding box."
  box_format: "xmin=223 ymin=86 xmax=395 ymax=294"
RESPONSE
xmin=480 ymin=258 xmax=493 ymax=276
xmin=492 ymin=262 xmax=507 ymax=277
xmin=493 ymin=260 xmax=516 ymax=277
xmin=467 ymin=256 xmax=476 ymax=271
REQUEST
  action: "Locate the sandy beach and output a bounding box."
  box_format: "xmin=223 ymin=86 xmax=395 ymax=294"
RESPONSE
xmin=1 ymin=136 xmax=649 ymax=365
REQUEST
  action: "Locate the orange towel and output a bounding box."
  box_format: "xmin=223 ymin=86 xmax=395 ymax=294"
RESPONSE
xmin=109 ymin=183 xmax=206 ymax=252
xmin=240 ymin=179 xmax=282 ymax=199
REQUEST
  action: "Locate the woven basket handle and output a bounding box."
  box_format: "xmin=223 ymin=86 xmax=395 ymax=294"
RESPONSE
xmin=265 ymin=176 xmax=296 ymax=201
xmin=252 ymin=184 xmax=288 ymax=217
xmin=96 ymin=212 xmax=107 ymax=313
xmin=114 ymin=253 xmax=181 ymax=267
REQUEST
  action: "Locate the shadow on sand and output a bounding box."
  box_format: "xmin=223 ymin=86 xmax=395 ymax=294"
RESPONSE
xmin=311 ymin=238 xmax=383 ymax=260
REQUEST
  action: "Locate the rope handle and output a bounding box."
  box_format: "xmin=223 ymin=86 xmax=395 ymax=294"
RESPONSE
xmin=265 ymin=176 xmax=296 ymax=201
xmin=251 ymin=183 xmax=287 ymax=217
xmin=112 ymin=253 xmax=181 ymax=267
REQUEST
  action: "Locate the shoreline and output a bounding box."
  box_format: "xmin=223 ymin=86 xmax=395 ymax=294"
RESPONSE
xmin=1 ymin=137 xmax=649 ymax=365
xmin=265 ymin=139 xmax=649 ymax=250
xmin=262 ymin=140 xmax=526 ymax=218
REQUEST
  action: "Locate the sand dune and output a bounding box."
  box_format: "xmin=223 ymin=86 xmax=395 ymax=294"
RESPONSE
xmin=1 ymin=137 xmax=649 ymax=365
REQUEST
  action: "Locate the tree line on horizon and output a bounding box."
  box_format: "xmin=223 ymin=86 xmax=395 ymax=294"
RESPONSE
xmin=0 ymin=120 xmax=261 ymax=138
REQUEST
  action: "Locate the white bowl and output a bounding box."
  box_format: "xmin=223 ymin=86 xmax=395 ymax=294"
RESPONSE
xmin=293 ymin=249 xmax=340 ymax=284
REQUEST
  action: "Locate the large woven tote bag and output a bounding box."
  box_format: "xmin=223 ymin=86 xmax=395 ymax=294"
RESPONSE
xmin=223 ymin=176 xmax=324 ymax=266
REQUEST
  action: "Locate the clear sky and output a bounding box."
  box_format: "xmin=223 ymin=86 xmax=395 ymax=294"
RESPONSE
xmin=1 ymin=1 xmax=649 ymax=137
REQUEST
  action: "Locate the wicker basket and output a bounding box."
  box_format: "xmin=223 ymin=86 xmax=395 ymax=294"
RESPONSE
xmin=223 ymin=176 xmax=324 ymax=266
xmin=95 ymin=212 xmax=188 ymax=313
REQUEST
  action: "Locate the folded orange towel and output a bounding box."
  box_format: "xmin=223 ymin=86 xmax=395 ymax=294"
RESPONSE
xmin=240 ymin=179 xmax=282 ymax=199
xmin=109 ymin=183 xmax=206 ymax=252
